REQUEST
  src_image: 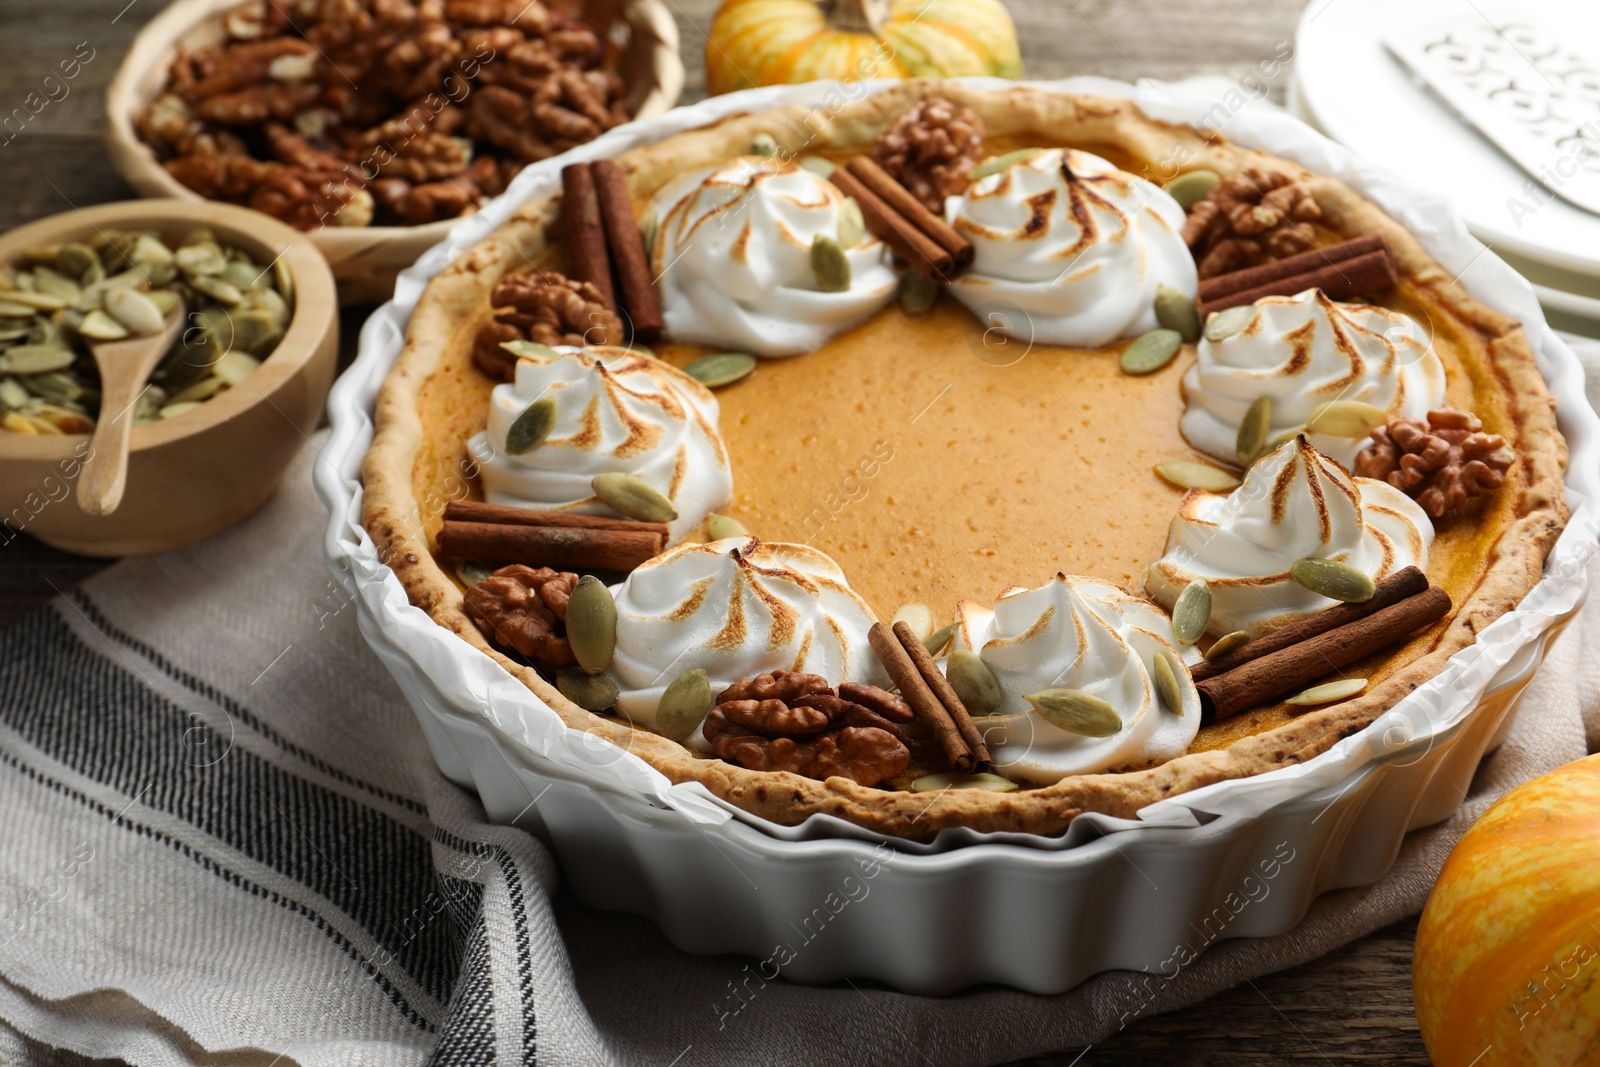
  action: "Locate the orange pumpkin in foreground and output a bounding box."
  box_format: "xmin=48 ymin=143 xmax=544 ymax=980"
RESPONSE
xmin=1414 ymin=753 xmax=1600 ymax=1065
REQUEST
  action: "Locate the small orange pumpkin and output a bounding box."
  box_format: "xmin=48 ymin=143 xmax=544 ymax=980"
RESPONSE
xmin=704 ymin=0 xmax=1022 ymax=97
xmin=1414 ymin=753 xmax=1600 ymax=1066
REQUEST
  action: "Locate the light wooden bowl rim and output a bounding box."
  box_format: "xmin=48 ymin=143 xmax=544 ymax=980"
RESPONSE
xmin=102 ymin=0 xmax=686 ymax=253
xmin=0 ymin=199 xmax=336 ymax=461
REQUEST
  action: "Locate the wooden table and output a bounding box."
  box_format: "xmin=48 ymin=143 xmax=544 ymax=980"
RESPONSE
xmin=0 ymin=0 xmax=1432 ymax=1061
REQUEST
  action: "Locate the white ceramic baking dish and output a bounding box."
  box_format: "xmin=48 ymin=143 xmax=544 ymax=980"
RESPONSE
xmin=316 ymin=77 xmax=1600 ymax=995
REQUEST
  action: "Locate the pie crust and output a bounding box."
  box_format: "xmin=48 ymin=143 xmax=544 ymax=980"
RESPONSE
xmin=362 ymin=81 xmax=1568 ymax=839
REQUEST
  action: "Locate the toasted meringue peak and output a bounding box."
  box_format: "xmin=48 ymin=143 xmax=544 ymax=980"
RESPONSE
xmin=945 ymin=148 xmax=1197 ymax=347
xmin=469 ymin=345 xmax=732 ymax=542
xmin=950 ymin=574 xmax=1201 ymax=783
xmin=647 ymin=156 xmax=898 ymax=357
xmin=1182 ymin=289 xmax=1447 ymax=467
xmin=610 ymin=537 xmax=886 ymax=746
xmin=1147 ymin=436 xmax=1432 ymax=637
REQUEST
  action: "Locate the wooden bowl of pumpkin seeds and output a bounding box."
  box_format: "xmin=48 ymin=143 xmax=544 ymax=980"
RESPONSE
xmin=0 ymin=200 xmax=336 ymax=556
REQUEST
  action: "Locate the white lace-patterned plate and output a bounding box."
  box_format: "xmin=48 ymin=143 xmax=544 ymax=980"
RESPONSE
xmin=1385 ymin=8 xmax=1600 ymax=217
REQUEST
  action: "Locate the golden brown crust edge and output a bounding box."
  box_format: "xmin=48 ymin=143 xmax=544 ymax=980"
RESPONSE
xmin=361 ymin=80 xmax=1569 ymax=841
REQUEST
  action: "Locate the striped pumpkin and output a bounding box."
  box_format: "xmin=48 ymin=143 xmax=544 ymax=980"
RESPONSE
xmin=704 ymin=0 xmax=1021 ymax=96
xmin=1413 ymin=753 xmax=1600 ymax=1066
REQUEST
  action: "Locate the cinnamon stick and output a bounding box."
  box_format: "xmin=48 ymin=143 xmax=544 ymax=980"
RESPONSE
xmin=438 ymin=520 xmax=663 ymax=571
xmin=893 ymin=620 xmax=991 ymax=769
xmin=1190 ymin=565 xmax=1428 ymax=682
xmin=869 ymin=622 xmax=975 ymax=773
xmin=560 ymin=162 xmax=615 ymax=311
xmin=844 ymin=157 xmax=973 ymax=271
xmin=827 ymin=167 xmax=955 ymax=282
xmin=591 ymin=159 xmax=664 ymax=341
xmin=1200 ymin=250 xmax=1398 ymax=315
xmin=1197 ymin=234 xmax=1391 ymax=302
xmin=445 ymin=499 xmax=669 ymax=541
xmin=1196 ymin=586 xmax=1452 ymax=721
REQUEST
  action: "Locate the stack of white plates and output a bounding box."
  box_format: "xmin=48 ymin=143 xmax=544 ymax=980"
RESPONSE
xmin=1290 ymin=0 xmax=1600 ymax=337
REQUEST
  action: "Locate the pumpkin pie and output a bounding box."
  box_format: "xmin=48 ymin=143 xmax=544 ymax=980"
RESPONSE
xmin=361 ymin=81 xmax=1568 ymax=839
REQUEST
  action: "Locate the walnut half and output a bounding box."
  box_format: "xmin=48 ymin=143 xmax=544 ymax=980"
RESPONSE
xmin=463 ymin=564 xmax=579 ymax=666
xmin=701 ymin=671 xmax=913 ymax=787
xmin=1353 ymin=408 xmax=1515 ymax=518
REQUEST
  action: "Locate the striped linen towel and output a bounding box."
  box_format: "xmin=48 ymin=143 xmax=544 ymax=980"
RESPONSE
xmin=0 ymin=339 xmax=1596 ymax=1067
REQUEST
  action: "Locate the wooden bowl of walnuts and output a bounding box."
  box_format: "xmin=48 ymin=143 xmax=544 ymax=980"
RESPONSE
xmin=104 ymin=0 xmax=684 ymax=304
xmin=0 ymin=199 xmax=337 ymax=556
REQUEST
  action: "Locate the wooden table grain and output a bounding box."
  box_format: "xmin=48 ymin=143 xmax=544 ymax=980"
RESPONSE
xmin=0 ymin=0 xmax=1433 ymax=1062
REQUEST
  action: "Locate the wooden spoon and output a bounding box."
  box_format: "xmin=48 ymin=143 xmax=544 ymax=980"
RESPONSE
xmin=76 ymin=298 xmax=186 ymax=516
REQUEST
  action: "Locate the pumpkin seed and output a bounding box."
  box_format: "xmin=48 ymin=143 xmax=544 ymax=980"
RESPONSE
xmin=0 ymin=345 xmax=75 ymax=374
xmin=1171 ymin=579 xmax=1211 ymax=645
xmin=909 ymin=772 xmax=1018 ymax=793
xmin=891 ymin=601 xmax=934 ymax=640
xmin=556 ymin=668 xmax=619 ymax=711
xmin=1285 ymin=677 xmax=1369 ymax=706
xmin=566 ymin=575 xmax=617 ymax=674
xmin=505 ymin=397 xmax=557 ymax=455
xmin=1290 ymin=557 xmax=1376 ymax=602
xmin=1151 ymin=648 xmax=1190 ymax=714
xmin=77 ymin=310 xmax=129 ymax=341
xmin=0 ymin=301 xmax=40 ymax=318
xmin=639 ymin=214 xmax=657 ymax=259
xmin=0 ymin=378 xmax=28 ymax=409
xmin=30 ymin=267 xmax=81 ymax=304
xmin=55 ymin=243 xmax=100 ymax=281
xmin=191 ymin=274 xmax=244 ymax=306
xmin=1235 ymin=395 xmax=1273 ymax=466
xmin=500 ymin=339 xmax=562 ymax=363
xmin=273 ymin=255 xmax=295 ymax=305
xmin=1163 ymin=169 xmax=1222 ymax=209
xmin=1204 ymin=304 xmax=1258 ymax=342
xmin=1204 ymin=630 xmax=1250 ymax=661
xmin=707 ymin=512 xmax=748 ymax=540
xmin=145 ymin=288 xmax=182 ymax=316
xmin=810 ymin=235 xmax=851 ymax=293
xmin=175 ymin=243 xmax=228 ymax=278
xmin=171 ymin=376 xmax=228 ymax=404
xmin=1264 ymin=428 xmax=1305 ymax=454
xmin=454 ymin=560 xmax=496 ymax=588
xmin=683 ymin=352 xmax=755 ymax=388
xmin=798 ymin=155 xmax=836 ymax=177
xmin=25 ymin=372 xmax=83 ymax=405
xmin=1154 ymin=460 xmax=1241 ymax=492
xmin=837 ymin=196 xmax=866 ymax=248
xmin=105 ymin=287 xmax=166 ymax=336
xmin=968 ymin=148 xmax=1041 ymax=183
xmin=1025 ymin=688 xmax=1123 ymax=737
xmin=923 ymin=621 xmax=958 ymax=656
xmin=1 ymin=289 xmax=67 ymax=312
xmin=946 ymin=649 xmax=1004 ymax=716
xmin=1306 ymin=400 xmax=1390 ymax=438
xmin=656 ymin=668 xmax=712 ymax=741
xmin=221 ymin=260 xmax=262 ymax=293
xmin=592 ymin=472 xmax=678 ymax=523
xmin=897 ymin=269 xmax=938 ymax=316
xmin=750 ymin=132 xmax=779 ymax=157
xmin=213 ymin=350 xmax=260 ymax=386
xmin=1154 ymin=284 xmax=1201 ymax=342
xmin=1120 ymin=328 xmax=1183 ymax=375
xmin=158 ymin=400 xmax=204 ymax=419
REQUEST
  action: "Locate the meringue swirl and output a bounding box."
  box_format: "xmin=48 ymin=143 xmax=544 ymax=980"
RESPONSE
xmin=945 ymin=148 xmax=1197 ymax=347
xmin=610 ymin=537 xmax=886 ymax=747
xmin=1181 ymin=290 xmax=1447 ymax=467
xmin=469 ymin=345 xmax=732 ymax=543
xmin=950 ymin=575 xmax=1201 ymax=783
xmin=1147 ymin=437 xmax=1433 ymax=637
xmin=647 ymin=156 xmax=898 ymax=357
